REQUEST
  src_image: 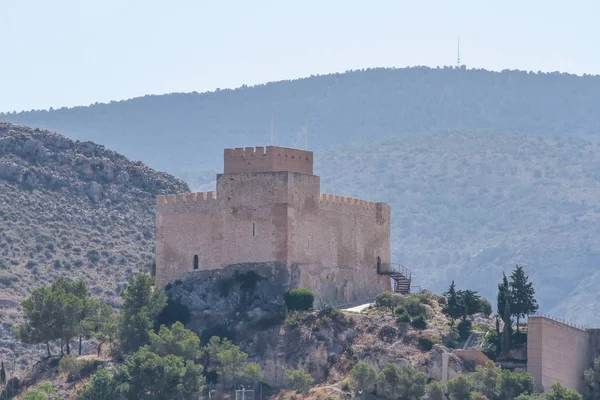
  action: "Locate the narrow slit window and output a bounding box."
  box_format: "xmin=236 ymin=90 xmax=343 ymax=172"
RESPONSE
xmin=252 ymin=223 xmax=255 ymax=237
xmin=193 ymin=255 xmax=199 ymax=270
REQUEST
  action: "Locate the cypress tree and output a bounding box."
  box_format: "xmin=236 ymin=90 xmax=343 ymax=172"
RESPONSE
xmin=509 ymin=265 xmax=538 ymax=334
xmin=0 ymin=360 xmax=5 ymax=384
xmin=443 ymin=281 xmax=461 ymax=326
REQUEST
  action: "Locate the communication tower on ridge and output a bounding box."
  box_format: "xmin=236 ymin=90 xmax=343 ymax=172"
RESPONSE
xmin=457 ymin=36 xmax=461 ymax=67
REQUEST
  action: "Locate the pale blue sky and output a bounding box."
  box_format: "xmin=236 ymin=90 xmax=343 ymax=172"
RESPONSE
xmin=1 ymin=0 xmax=598 ymax=112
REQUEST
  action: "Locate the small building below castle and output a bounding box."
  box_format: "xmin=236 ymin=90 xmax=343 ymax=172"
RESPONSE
xmin=155 ymin=145 xmax=395 ymax=306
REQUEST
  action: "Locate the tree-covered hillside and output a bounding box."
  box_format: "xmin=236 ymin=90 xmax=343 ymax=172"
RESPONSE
xmin=316 ymin=130 xmax=600 ymax=325
xmin=2 ymin=67 xmax=600 ymax=324
xmin=2 ymin=67 xmax=600 ymax=180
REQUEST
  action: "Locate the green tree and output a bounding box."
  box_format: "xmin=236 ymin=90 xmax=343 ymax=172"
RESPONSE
xmin=123 ymin=346 xmax=205 ymax=400
xmin=457 ymin=289 xmax=482 ymax=321
xmin=77 ymin=367 xmax=126 ymax=400
xmin=446 ymin=375 xmax=472 ymax=400
xmin=13 ymin=285 xmax=57 ymax=357
xmin=443 ymin=281 xmax=462 ymax=326
xmin=497 ymin=370 xmax=534 ymax=400
xmin=471 ymin=361 xmax=500 ymax=400
xmin=350 ymin=362 xmax=377 ymax=393
xmin=425 ymin=381 xmax=446 ymax=400
xmin=497 ymin=273 xmax=511 ymax=324
xmin=375 ymin=292 xmax=400 ymax=315
xmin=118 ymin=273 xmax=167 ymax=354
xmin=543 ymin=382 xmax=582 ymax=400
xmin=0 ymin=361 xmax=5 ymax=384
xmin=148 ymin=322 xmax=203 ymax=362
xmin=93 ymin=303 xmax=118 ymax=356
xmin=509 ymin=265 xmax=538 ymax=333
xmin=243 ymin=362 xmax=263 ymax=388
xmin=285 ymin=369 xmax=314 ymax=393
xmin=377 ymin=363 xmax=402 ymax=399
xmin=217 ymin=344 xmax=248 ymax=389
xmin=14 ymin=278 xmax=95 ymax=357
xmin=396 ymin=364 xmax=428 ymax=400
xmin=204 ymin=336 xmax=235 ymax=379
xmin=584 ymin=356 xmax=600 ymax=399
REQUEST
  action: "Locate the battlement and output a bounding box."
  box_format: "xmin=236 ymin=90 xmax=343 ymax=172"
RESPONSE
xmin=319 ymin=193 xmax=378 ymax=209
xmin=224 ymin=145 xmax=313 ymax=175
xmin=319 ymin=193 xmax=390 ymax=222
xmin=156 ymin=191 xmax=217 ymax=209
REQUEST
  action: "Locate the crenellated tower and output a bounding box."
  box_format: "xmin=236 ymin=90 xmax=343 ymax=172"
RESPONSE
xmin=156 ymin=145 xmax=393 ymax=305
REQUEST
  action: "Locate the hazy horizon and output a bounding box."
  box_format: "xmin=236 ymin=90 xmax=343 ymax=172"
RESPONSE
xmin=2 ymin=0 xmax=599 ymax=113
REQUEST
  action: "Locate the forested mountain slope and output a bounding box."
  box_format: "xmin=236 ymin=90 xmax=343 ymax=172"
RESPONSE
xmin=316 ymin=130 xmax=600 ymax=325
xmin=2 ymin=67 xmax=600 ymax=181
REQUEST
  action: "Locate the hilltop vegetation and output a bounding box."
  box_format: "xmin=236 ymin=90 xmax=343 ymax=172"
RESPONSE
xmin=2 ymin=67 xmax=600 ymax=323
xmin=317 ymin=130 xmax=600 ymax=324
xmin=3 ymin=67 xmax=600 ymax=179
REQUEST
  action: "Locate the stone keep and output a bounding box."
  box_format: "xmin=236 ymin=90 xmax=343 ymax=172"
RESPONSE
xmin=155 ymin=146 xmax=391 ymax=305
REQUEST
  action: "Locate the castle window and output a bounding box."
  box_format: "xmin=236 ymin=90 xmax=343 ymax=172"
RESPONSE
xmin=193 ymin=255 xmax=199 ymax=270
xmin=252 ymin=223 xmax=255 ymax=237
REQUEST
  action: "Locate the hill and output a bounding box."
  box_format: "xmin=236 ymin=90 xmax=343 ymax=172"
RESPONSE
xmin=316 ymin=130 xmax=600 ymax=325
xmin=2 ymin=67 xmax=600 ymax=181
xmin=2 ymin=67 xmax=600 ymax=324
xmin=0 ymin=122 xmax=188 ymax=368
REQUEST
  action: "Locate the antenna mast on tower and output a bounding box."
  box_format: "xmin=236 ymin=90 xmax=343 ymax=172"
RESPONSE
xmin=303 ymin=118 xmax=308 ymax=150
xmin=270 ymin=112 xmax=274 ymax=145
xmin=457 ymin=36 xmax=461 ymax=67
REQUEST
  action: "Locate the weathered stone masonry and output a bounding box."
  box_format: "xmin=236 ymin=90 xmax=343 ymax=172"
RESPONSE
xmin=156 ymin=145 xmax=392 ymax=305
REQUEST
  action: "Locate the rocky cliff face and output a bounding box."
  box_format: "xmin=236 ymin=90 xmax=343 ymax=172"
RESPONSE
xmin=0 ymin=123 xmax=187 ymax=202
xmin=167 ymin=268 xmax=478 ymax=389
xmin=0 ymin=123 xmax=188 ymax=370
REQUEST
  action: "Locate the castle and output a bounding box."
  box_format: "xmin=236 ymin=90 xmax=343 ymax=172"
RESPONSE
xmin=155 ymin=145 xmax=395 ymax=306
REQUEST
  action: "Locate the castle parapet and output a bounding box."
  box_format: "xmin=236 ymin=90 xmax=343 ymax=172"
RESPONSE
xmin=224 ymin=145 xmax=313 ymax=175
xmin=319 ymin=193 xmax=390 ymax=222
xmin=156 ymin=191 xmax=217 ymax=209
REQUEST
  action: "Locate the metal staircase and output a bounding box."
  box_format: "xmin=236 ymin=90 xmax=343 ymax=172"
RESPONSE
xmin=376 ymin=260 xmax=413 ymax=294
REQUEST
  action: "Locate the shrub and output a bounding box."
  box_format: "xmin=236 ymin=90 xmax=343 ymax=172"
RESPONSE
xmin=284 ymin=311 xmax=306 ymax=327
xmin=396 ymin=311 xmax=411 ymax=323
xmin=86 ymin=249 xmax=101 ymax=264
xmin=58 ymin=356 xmax=100 ymax=382
xmin=478 ymin=298 xmax=492 ymax=316
xmin=341 ymin=379 xmax=352 ymax=391
xmin=399 ymin=297 xmax=427 ymax=318
xmin=418 ymin=335 xmax=440 ymax=351
xmin=284 ymin=288 xmax=314 ymax=311
xmin=457 ymin=320 xmax=473 ymax=341
xmin=319 ymin=303 xmax=341 ymax=319
xmin=411 ymin=315 xmax=427 ymax=330
xmin=375 ymin=292 xmax=400 ymax=312
xmin=23 ymin=390 xmax=46 ymax=400
xmin=285 ymin=369 xmax=314 ymax=392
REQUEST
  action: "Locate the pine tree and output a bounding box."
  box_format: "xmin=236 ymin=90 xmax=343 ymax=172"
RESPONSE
xmin=497 ymin=272 xmax=513 ymax=340
xmin=0 ymin=360 xmax=6 ymax=384
xmin=509 ymin=265 xmax=538 ymax=334
xmin=443 ymin=281 xmax=461 ymax=326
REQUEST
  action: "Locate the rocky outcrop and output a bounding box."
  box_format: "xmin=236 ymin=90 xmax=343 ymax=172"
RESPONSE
xmin=0 ymin=123 xmax=188 ymax=202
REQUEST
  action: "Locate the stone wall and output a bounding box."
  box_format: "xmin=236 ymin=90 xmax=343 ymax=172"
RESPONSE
xmin=527 ymin=317 xmax=591 ymax=394
xmin=156 ymin=155 xmax=391 ymax=305
xmin=224 ymin=146 xmax=313 ymax=175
